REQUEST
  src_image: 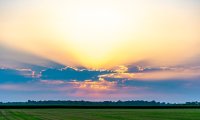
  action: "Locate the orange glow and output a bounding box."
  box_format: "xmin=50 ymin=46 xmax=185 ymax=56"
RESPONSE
xmin=112 ymin=65 xmax=128 ymax=73
xmin=100 ymin=73 xmax=135 ymax=79
xmin=71 ymin=78 xmax=116 ymax=91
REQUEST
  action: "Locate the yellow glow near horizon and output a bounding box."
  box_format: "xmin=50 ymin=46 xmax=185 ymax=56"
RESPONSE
xmin=0 ymin=0 xmax=199 ymax=69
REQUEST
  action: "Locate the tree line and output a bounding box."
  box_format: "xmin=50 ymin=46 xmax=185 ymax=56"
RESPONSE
xmin=0 ymin=100 xmax=200 ymax=106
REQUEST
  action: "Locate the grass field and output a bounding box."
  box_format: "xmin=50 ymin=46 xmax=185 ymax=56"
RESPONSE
xmin=0 ymin=109 xmax=200 ymax=120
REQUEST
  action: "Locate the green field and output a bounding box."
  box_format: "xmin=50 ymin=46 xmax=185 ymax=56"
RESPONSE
xmin=0 ymin=109 xmax=200 ymax=120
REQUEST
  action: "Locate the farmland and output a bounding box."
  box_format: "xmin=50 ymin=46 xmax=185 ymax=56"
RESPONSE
xmin=0 ymin=109 xmax=200 ymax=120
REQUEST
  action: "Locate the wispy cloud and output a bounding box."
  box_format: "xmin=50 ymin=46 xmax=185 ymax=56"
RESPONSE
xmin=100 ymin=65 xmax=200 ymax=81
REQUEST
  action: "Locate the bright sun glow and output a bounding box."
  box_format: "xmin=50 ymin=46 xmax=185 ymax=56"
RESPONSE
xmin=0 ymin=0 xmax=199 ymax=69
xmin=65 ymin=5 xmax=133 ymax=68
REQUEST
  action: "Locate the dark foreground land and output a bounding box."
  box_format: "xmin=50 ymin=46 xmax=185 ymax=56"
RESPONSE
xmin=0 ymin=109 xmax=200 ymax=120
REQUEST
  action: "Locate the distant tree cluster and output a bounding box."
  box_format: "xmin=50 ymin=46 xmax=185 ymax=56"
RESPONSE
xmin=0 ymin=100 xmax=200 ymax=106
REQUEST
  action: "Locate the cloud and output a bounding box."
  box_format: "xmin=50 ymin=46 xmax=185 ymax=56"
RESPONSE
xmin=69 ymin=78 xmax=117 ymax=91
xmin=39 ymin=78 xmax=148 ymax=101
xmin=0 ymin=68 xmax=33 ymax=83
xmin=128 ymin=66 xmax=165 ymax=73
xmin=112 ymin=64 xmax=169 ymax=73
xmin=100 ymin=66 xmax=200 ymax=81
xmin=1 ymin=63 xmax=200 ymax=102
xmin=41 ymin=67 xmax=112 ymax=81
xmin=1 ymin=65 xmax=200 ymax=102
xmin=40 ymin=80 xmax=65 ymax=85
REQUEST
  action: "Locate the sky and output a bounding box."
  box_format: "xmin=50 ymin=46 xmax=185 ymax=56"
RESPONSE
xmin=0 ymin=0 xmax=200 ymax=103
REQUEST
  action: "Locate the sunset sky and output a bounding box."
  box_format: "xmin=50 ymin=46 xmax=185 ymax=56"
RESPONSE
xmin=0 ymin=0 xmax=200 ymax=102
